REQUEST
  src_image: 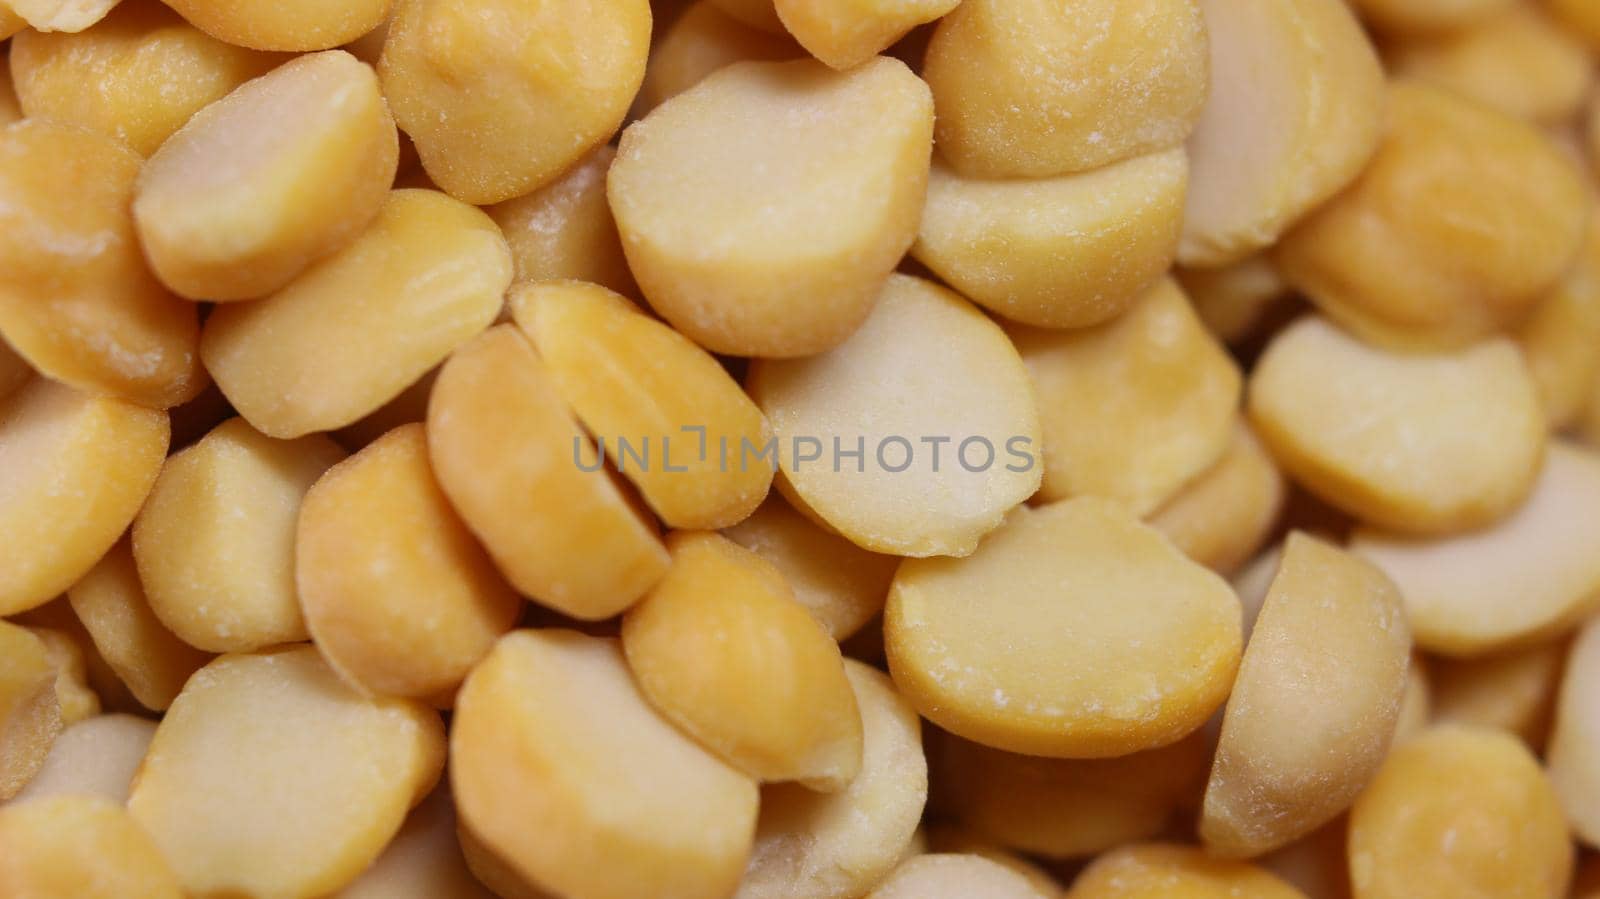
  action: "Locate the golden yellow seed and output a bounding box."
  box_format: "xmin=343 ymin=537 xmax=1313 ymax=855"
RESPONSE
xmin=935 ymin=730 xmax=1210 ymax=859
xmin=379 ymin=0 xmax=650 ymax=205
xmin=0 ymin=620 xmax=62 ymax=800
xmin=454 ymin=822 xmax=553 ymax=899
xmin=427 ymin=324 xmax=670 ymax=620
xmin=886 ymin=497 xmax=1242 ymax=758
xmin=10 ymin=597 xmax=140 ymax=715
xmin=1070 ymin=844 xmax=1310 ymax=899
xmin=453 ymin=630 xmax=759 ymax=899
xmin=485 ymin=146 xmax=637 ymax=296
xmin=866 ymin=853 xmax=1053 ymax=899
xmin=722 ymin=493 xmax=897 ymax=641
xmin=5 ymin=0 xmax=120 ymax=32
xmin=159 ymin=0 xmax=392 ymax=51
xmin=0 ymin=120 xmax=201 ymax=408
xmin=1431 ymin=640 xmax=1566 ymax=748
xmin=202 ymin=189 xmax=511 ymax=439
xmin=128 ymin=647 xmax=447 ymax=898
xmin=27 ymin=628 xmax=101 ymax=726
xmin=1200 ymin=533 xmax=1410 ymax=858
xmin=132 ymin=417 xmax=345 ymax=653
xmin=134 ymin=50 xmax=398 ymax=301
xmin=0 ymin=5 xmax=22 ymax=39
xmin=735 ymin=660 xmax=926 ymax=899
xmin=609 ymin=57 xmax=932 ymax=357
xmin=1179 ymin=0 xmax=1384 ymax=268
xmin=1348 ymin=725 xmax=1571 ymax=899
xmin=0 ymin=379 xmax=168 ymax=617
xmin=1249 ymin=316 xmax=1545 ymax=535
xmin=636 ymin=0 xmax=798 ymax=114
xmin=1012 ymin=277 xmax=1241 ymax=515
xmin=14 ymin=714 xmax=156 ymax=804
xmin=1177 ymin=255 xmax=1294 ymax=346
xmin=1352 ymin=442 xmax=1600 ymax=656
xmin=1256 ymin=819 xmax=1351 ymax=899
xmin=9 ymin=1 xmax=283 ymax=156
xmin=775 ymin=0 xmax=957 ymax=70
xmin=1548 ymin=619 xmax=1600 ymax=848
xmin=913 ymin=149 xmax=1188 ymax=329
xmin=622 ymin=532 xmax=861 ymax=788
xmin=1518 ymin=213 xmax=1600 ymax=430
xmin=921 ymin=828 xmax=1063 ymax=897
xmin=1391 ymin=6 xmax=1593 ymax=126
xmin=334 ymin=366 xmax=438 ymax=452
xmin=297 ymin=423 xmax=522 ymax=700
xmin=335 ymin=789 xmax=493 ymax=899
xmin=515 ymin=280 xmax=773 ymax=529
xmin=1147 ymin=423 xmax=1286 ymax=576
xmin=0 ymin=796 xmax=183 ymax=899
xmin=748 ymin=274 xmax=1041 ymax=557
xmin=921 ymin=0 xmax=1207 ymax=178
xmin=1275 ymin=81 xmax=1590 ymax=350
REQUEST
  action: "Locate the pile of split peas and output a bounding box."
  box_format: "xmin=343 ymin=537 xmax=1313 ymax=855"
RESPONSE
xmin=6 ymin=0 xmax=1600 ymax=895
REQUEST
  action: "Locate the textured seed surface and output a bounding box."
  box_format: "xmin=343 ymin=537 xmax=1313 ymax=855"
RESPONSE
xmin=622 ymin=532 xmax=861 ymax=788
xmin=29 ymin=628 xmax=101 ymax=726
xmin=1147 ymin=423 xmax=1285 ymax=576
xmin=1070 ymin=843 xmax=1310 ymax=898
xmin=159 ymin=0 xmax=392 ymax=51
xmin=1200 ymin=533 xmax=1410 ymax=858
xmin=133 ymin=417 xmax=344 ymax=653
xmin=379 ymin=0 xmax=650 ymax=204
xmin=127 ymin=647 xmax=446 ymax=899
xmin=1347 ymin=726 xmax=1571 ymax=899
xmin=452 ymin=630 xmax=758 ymax=899
xmin=1013 ymin=278 xmax=1241 ymax=515
xmin=0 ymin=796 xmax=182 ymax=899
xmin=774 ymin=0 xmax=957 ymax=70
xmin=202 ymin=189 xmax=511 ymax=439
xmin=749 ymin=274 xmax=1041 ymax=557
xmin=298 ymin=424 xmax=521 ymax=700
xmin=1352 ymin=442 xmax=1600 ymax=655
xmin=335 ymin=789 xmax=493 ymax=899
xmin=485 ymin=146 xmax=636 ymax=296
xmin=0 ymin=620 xmax=62 ymax=800
xmin=913 ymin=149 xmax=1188 ymax=329
xmin=13 ymin=714 xmax=156 ymax=804
xmin=866 ymin=853 xmax=1052 ymax=899
xmin=0 ymin=120 xmax=201 ymax=408
xmin=135 ymin=50 xmax=398 ymax=301
xmin=427 ymin=324 xmax=669 ymax=620
xmin=1249 ymin=316 xmax=1545 ymax=535
xmin=5 ymin=0 xmax=120 ymax=32
xmin=609 ymin=57 xmax=932 ymax=357
xmin=0 ymin=379 xmax=168 ymax=617
xmin=735 ymin=661 xmax=926 ymax=899
xmin=886 ymin=498 xmax=1241 ymax=758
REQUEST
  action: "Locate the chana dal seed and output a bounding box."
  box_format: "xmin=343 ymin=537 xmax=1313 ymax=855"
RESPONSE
xmin=1177 ymin=254 xmax=1295 ymax=345
xmin=920 ymin=828 xmax=1063 ymax=897
xmin=485 ymin=146 xmax=637 ymax=296
xmin=1249 ymin=316 xmax=1545 ymax=535
xmin=1011 ymin=277 xmax=1241 ymax=516
xmin=427 ymin=324 xmax=669 ymax=620
xmin=132 ymin=417 xmax=345 ymax=653
xmin=1347 ymin=0 xmax=1514 ymax=36
xmin=202 ymin=188 xmax=511 ymax=439
xmin=452 ymin=630 xmax=758 ymax=899
xmin=0 ymin=378 xmax=168 ymax=618
xmin=1549 ymin=619 xmax=1600 ymax=848
xmin=29 ymin=628 xmax=102 ymax=726
xmin=336 ymin=788 xmax=493 ymax=899
xmin=748 ymin=274 xmax=1041 ymax=557
xmin=379 ymin=0 xmax=650 ymax=205
xmin=1352 ymin=442 xmax=1600 ymax=656
xmin=1147 ymin=422 xmax=1286 ymax=576
xmin=453 ymin=823 xmax=552 ymax=899
xmin=1179 ymin=0 xmax=1383 ymax=268
xmin=1070 ymin=843 xmax=1310 ymax=899
xmin=912 ymin=148 xmax=1188 ymax=329
xmin=0 ymin=796 xmax=182 ymax=899
xmin=1347 ymin=725 xmax=1571 ymax=899
xmin=516 ymin=280 xmax=773 ymax=530
xmin=774 ymin=0 xmax=957 ymax=71
xmin=135 ymin=50 xmax=398 ymax=301
xmin=1200 ymin=533 xmax=1411 ymax=858
xmin=159 ymin=0 xmax=392 ymax=51
xmin=9 ymin=1 xmax=283 ymax=156
xmin=127 ymin=647 xmax=447 ymax=899
xmin=1390 ymin=6 xmax=1593 ymax=126
xmin=935 ymin=730 xmax=1211 ymax=859
xmin=1518 ymin=212 xmax=1600 ymax=430
xmin=1274 ymin=81 xmax=1590 ymax=350
xmin=622 ymin=532 xmax=861 ymax=788
xmin=721 ymin=493 xmax=897 ymax=641
xmin=866 ymin=853 xmax=1053 ymax=899
xmin=5 ymin=0 xmax=120 ymax=32
xmin=886 ymin=497 xmax=1241 ymax=758
xmin=635 ymin=1 xmax=798 ymax=114
xmin=0 ymin=119 xmax=201 ymax=409
xmin=921 ymin=0 xmax=1207 ymax=178
xmin=609 ymin=56 xmax=932 ymax=357
xmin=334 ymin=366 xmax=437 ymax=452
xmin=13 ymin=713 xmax=156 ymax=804
xmin=0 ymin=620 xmax=63 ymax=801
xmin=1431 ymin=640 xmax=1565 ymax=748
xmin=10 ymin=597 xmax=141 ymax=716
xmin=1256 ymin=818 xmax=1351 ymax=899
xmin=735 ymin=660 xmax=926 ymax=899
xmin=297 ymin=423 xmax=522 ymax=700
